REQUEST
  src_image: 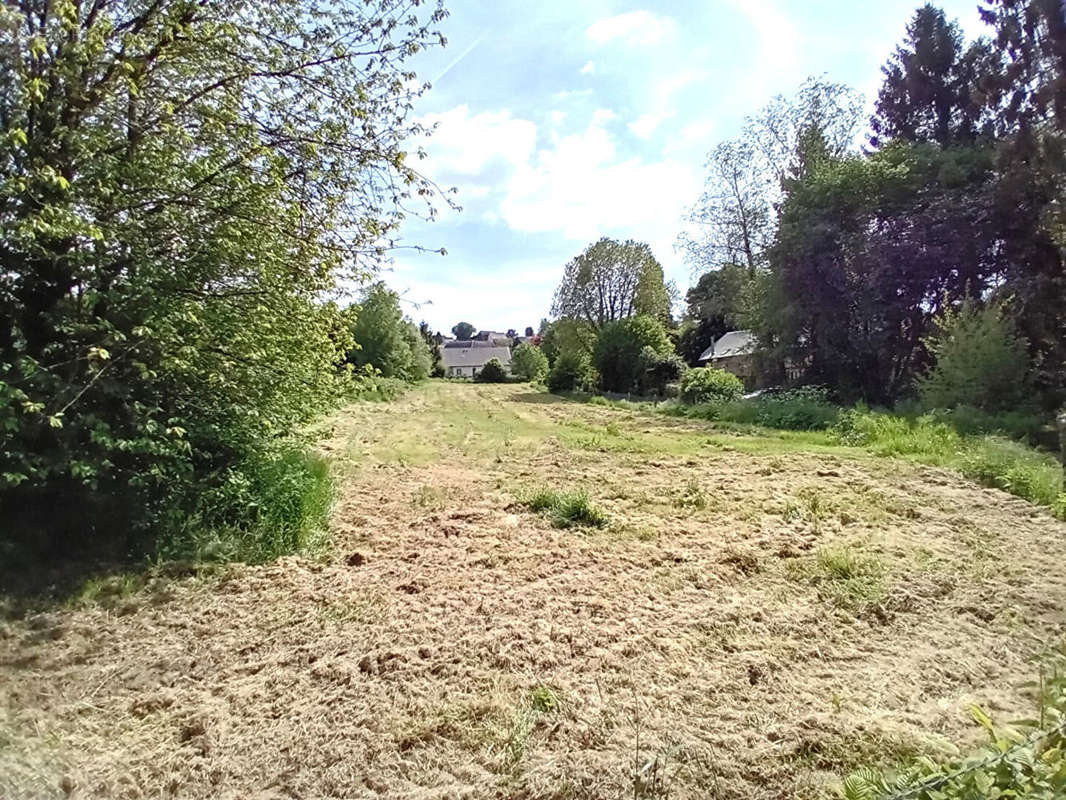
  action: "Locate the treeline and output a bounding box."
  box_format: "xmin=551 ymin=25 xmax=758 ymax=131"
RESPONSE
xmin=682 ymin=0 xmax=1066 ymax=413
xmin=0 ymin=1 xmax=448 ymax=565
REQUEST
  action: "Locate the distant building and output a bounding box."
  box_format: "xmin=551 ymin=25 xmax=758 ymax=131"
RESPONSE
xmin=440 ymin=343 xmax=512 ymax=378
xmin=474 ymin=330 xmax=512 ymax=346
xmin=699 ymin=330 xmax=757 ymax=386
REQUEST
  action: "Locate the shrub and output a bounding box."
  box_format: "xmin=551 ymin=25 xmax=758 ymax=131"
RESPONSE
xmin=593 ymin=315 xmax=672 ymax=393
xmin=547 ymin=351 xmax=595 ymax=394
xmin=162 ymin=446 xmax=334 ymax=563
xmin=842 ymin=656 xmax=1066 ymax=800
xmin=476 ymin=358 xmax=508 ymax=383
xmin=639 ymin=346 xmax=687 ymax=396
xmin=511 ymin=343 xmax=549 ymax=382
xmin=679 ymin=367 xmax=744 ymax=404
xmin=917 ymin=297 xmax=1030 ymax=413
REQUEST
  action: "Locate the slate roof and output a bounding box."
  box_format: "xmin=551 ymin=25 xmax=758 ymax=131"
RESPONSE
xmin=443 ymin=339 xmax=499 ymax=349
xmin=440 ymin=345 xmax=511 ymax=370
xmin=698 ymin=330 xmax=756 ymax=362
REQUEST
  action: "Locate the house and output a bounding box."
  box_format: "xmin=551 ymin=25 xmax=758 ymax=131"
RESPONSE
xmin=699 ymin=330 xmax=757 ymax=386
xmin=474 ymin=330 xmax=512 ymax=346
xmin=440 ymin=343 xmax=512 ymax=378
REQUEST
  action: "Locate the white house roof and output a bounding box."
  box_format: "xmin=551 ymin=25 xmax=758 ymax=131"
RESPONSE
xmin=698 ymin=330 xmax=756 ymax=362
xmin=440 ymin=345 xmax=511 ymax=370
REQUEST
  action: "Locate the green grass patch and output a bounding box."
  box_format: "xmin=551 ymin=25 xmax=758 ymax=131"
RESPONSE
xmin=836 ymin=410 xmax=1064 ymax=514
xmin=519 ymin=488 xmax=609 ymax=529
xmin=791 ymin=545 xmax=887 ymax=614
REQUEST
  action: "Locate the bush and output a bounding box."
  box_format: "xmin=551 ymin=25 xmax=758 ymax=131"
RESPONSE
xmin=594 ymin=315 xmax=671 ymax=393
xmin=547 ymin=351 xmax=595 ymax=394
xmin=476 ymin=358 xmax=508 ymax=383
xmin=842 ymin=654 xmax=1066 ymax=800
xmin=511 ymin=343 xmax=549 ymax=382
xmin=639 ymin=346 xmax=686 ymax=396
xmin=161 ymin=446 xmax=334 ymax=563
xmin=679 ymin=367 xmax=745 ymax=404
xmin=918 ymin=297 xmax=1030 ymax=413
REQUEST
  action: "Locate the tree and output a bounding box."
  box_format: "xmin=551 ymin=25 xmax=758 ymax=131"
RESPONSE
xmin=539 ymin=318 xmax=596 ymax=366
xmin=0 ymin=0 xmax=447 ymax=553
xmin=682 ymin=140 xmax=773 ymax=274
xmin=547 ymin=351 xmax=594 ymax=394
xmin=451 ymin=322 xmax=476 ymax=340
xmin=419 ymin=321 xmax=444 ymax=377
xmin=639 ymin=347 xmax=686 ymax=396
xmin=551 ymin=238 xmax=672 ymax=328
xmin=476 ymin=358 xmax=508 ymax=383
xmin=524 ymin=326 xmax=535 ymax=337
xmin=511 ymin=343 xmax=549 ymax=382
xmin=347 ymin=284 xmax=428 ymax=381
xmin=918 ymin=298 xmax=1030 ymax=412
xmin=593 ymin=315 xmax=671 ymax=393
xmin=871 ymin=5 xmax=998 ymax=147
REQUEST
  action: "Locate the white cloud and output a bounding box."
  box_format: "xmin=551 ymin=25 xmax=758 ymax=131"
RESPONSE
xmin=725 ymin=0 xmax=797 ymax=96
xmin=548 ymin=110 xmax=567 ymax=126
xmin=580 ymin=60 xmax=595 ymax=75
xmin=586 ymin=11 xmax=676 ymax=46
xmin=680 ymin=118 xmax=715 ymax=142
xmin=552 ymin=88 xmax=594 ymax=102
xmin=419 ymin=104 xmax=536 ymax=176
xmin=628 ymin=111 xmax=674 ymax=139
xmin=592 ymin=108 xmax=618 ymax=126
xmin=499 ymin=114 xmax=700 ymax=255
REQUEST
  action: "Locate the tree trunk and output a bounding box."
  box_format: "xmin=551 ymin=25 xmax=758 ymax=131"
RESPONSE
xmin=1058 ymin=408 xmax=1066 ymax=477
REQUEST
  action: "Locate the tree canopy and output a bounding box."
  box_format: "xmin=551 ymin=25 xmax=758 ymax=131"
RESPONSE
xmin=551 ymin=238 xmax=673 ymax=328
xmin=451 ymin=321 xmax=476 ymax=340
xmin=0 ymin=0 xmax=448 ymax=554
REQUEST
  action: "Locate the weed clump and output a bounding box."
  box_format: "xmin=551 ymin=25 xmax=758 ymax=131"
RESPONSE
xmin=519 ymin=488 xmax=609 ymax=529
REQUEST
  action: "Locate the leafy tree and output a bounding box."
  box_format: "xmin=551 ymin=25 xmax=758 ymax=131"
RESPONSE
xmin=639 ymin=347 xmax=686 ymax=396
xmin=476 ymin=358 xmax=508 ymax=383
xmin=539 ymin=318 xmax=596 ymax=366
xmin=547 ymin=351 xmax=594 ymax=394
xmin=682 ymin=141 xmax=773 ymax=274
xmin=918 ymin=298 xmax=1030 ymax=413
xmin=871 ymin=4 xmax=998 ymax=147
xmin=552 ymin=238 xmax=673 ymax=328
xmin=347 ymin=284 xmax=427 ymax=381
xmin=524 ymin=326 xmax=535 ymax=337
xmin=593 ymin=315 xmax=671 ymax=393
xmin=679 ymin=368 xmax=745 ymax=404
xmin=511 ymin=343 xmax=549 ymax=382
xmin=419 ymin=321 xmax=444 ymax=377
xmin=451 ymin=322 xmax=476 ymax=340
xmin=0 ymin=0 xmax=447 ymax=554
xmin=678 ymin=263 xmax=753 ymax=365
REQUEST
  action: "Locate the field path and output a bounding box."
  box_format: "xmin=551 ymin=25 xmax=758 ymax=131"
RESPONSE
xmin=4 ymin=382 xmax=1066 ymax=799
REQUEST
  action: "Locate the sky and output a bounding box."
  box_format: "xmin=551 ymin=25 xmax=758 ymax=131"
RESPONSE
xmin=383 ymin=0 xmax=987 ymax=335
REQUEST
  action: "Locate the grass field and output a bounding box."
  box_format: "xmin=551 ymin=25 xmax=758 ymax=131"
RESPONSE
xmin=4 ymin=382 xmax=1066 ymax=799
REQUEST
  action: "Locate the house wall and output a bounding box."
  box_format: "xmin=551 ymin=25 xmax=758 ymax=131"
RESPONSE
xmin=714 ymin=354 xmax=756 ymax=389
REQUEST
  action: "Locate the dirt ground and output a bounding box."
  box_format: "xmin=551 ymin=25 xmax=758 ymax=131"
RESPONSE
xmin=3 ymin=382 xmax=1066 ymax=799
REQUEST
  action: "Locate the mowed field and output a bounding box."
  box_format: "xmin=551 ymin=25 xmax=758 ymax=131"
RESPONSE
xmin=4 ymin=382 xmax=1066 ymax=799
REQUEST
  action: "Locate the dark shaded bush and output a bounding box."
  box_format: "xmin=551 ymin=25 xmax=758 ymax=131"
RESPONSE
xmin=594 ymin=316 xmax=671 ymax=393
xmin=640 ymin=346 xmax=686 ymax=396
xmin=547 ymin=352 xmax=595 ymax=394
xmin=476 ymin=358 xmax=508 ymax=383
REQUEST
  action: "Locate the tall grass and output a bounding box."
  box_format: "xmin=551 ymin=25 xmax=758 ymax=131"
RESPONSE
xmin=836 ymin=409 xmax=1064 ymax=513
xmin=519 ymin=488 xmax=609 ymax=529
xmin=164 ymin=446 xmax=335 ymax=563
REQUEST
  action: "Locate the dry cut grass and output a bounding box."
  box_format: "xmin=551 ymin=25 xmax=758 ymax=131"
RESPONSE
xmin=3 ymin=382 xmax=1066 ymax=799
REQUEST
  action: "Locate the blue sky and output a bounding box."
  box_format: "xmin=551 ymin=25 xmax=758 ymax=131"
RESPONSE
xmin=385 ymin=1 xmax=986 ymax=335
